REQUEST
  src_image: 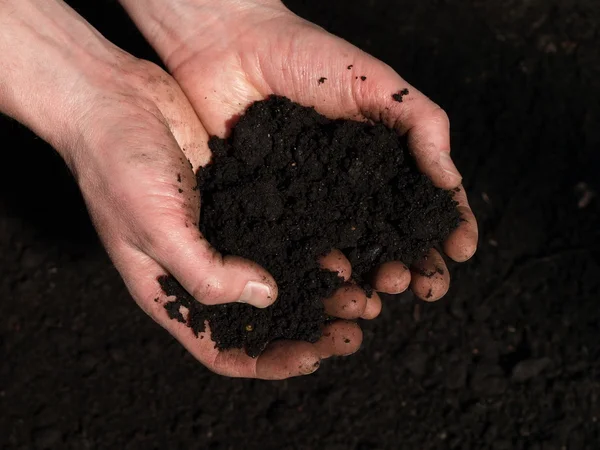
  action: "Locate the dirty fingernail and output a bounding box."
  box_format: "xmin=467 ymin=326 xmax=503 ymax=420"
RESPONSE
xmin=440 ymin=152 xmax=462 ymax=183
xmin=239 ymin=281 xmax=273 ymax=308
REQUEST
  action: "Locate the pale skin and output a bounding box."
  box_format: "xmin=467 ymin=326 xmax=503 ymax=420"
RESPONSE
xmin=0 ymin=0 xmax=478 ymax=379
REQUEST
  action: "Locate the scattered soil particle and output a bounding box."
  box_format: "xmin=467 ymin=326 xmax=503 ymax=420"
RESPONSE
xmin=347 ymin=65 xmax=353 ymax=69
xmin=361 ymin=76 xmax=367 ymax=81
xmin=415 ymin=269 xmax=437 ymax=277
xmin=161 ymin=96 xmax=460 ymax=356
xmin=318 ymin=77 xmax=327 ymax=84
xmin=392 ymin=88 xmax=410 ymax=102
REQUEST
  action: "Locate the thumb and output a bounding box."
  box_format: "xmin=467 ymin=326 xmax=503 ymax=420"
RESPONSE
xmin=139 ymin=143 xmax=278 ymax=309
xmin=151 ymin=224 xmax=278 ymax=308
xmin=126 ymin=70 xmax=279 ymax=309
xmin=79 ymin=100 xmax=278 ymax=309
xmin=132 ymin=154 xmax=278 ymax=309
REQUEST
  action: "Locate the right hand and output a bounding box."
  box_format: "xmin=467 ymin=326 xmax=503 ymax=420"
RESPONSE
xmin=119 ymin=0 xmax=479 ymax=304
xmin=0 ymin=0 xmax=371 ymax=379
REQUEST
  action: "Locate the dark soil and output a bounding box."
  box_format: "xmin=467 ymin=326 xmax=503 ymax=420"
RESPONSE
xmin=392 ymin=88 xmax=410 ymax=102
xmin=160 ymin=96 xmax=459 ymax=357
xmin=1 ymin=0 xmax=600 ymax=449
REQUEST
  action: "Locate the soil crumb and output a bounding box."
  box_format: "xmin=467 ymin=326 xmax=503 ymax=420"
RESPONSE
xmin=392 ymin=88 xmax=410 ymax=102
xmin=160 ymin=95 xmax=460 ymax=357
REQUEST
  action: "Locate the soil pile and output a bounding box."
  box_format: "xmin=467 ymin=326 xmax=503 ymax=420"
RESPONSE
xmin=161 ymin=96 xmax=460 ymax=356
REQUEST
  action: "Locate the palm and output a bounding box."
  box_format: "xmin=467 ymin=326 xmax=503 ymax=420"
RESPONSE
xmin=168 ymin=10 xmax=478 ymax=300
xmin=170 ymin=15 xmax=372 ymax=137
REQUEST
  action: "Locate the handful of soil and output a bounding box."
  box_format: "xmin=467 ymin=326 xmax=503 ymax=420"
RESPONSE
xmin=160 ymin=96 xmax=460 ymax=357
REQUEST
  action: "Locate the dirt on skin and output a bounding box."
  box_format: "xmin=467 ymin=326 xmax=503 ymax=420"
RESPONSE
xmin=161 ymin=96 xmax=460 ymax=357
xmin=1 ymin=0 xmax=600 ymax=449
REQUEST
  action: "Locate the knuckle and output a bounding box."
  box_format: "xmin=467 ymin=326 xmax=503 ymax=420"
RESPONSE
xmin=122 ymin=58 xmax=175 ymax=90
xmin=191 ymin=276 xmax=226 ymax=305
xmin=140 ymin=219 xmax=186 ymax=254
xmin=341 ymin=287 xmax=367 ymax=316
xmin=340 ymin=301 xmax=363 ymax=318
xmin=429 ymin=106 xmax=450 ymax=128
xmin=353 ymin=293 xmax=368 ymax=313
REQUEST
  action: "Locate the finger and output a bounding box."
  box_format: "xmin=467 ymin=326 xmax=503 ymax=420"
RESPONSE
xmin=202 ymin=329 xmax=323 ymax=380
xmin=410 ymin=249 xmax=450 ymax=302
xmin=320 ymin=250 xmax=373 ymax=319
xmin=371 ymin=261 xmax=411 ymax=294
xmin=110 ymin=247 xmax=237 ymax=370
xmin=348 ymin=55 xmax=461 ymax=189
xmin=113 ymin=245 xmax=312 ymax=379
xmin=404 ymin=104 xmax=461 ymax=190
xmin=256 ymin=340 xmax=321 ymax=380
xmin=318 ymin=248 xmax=352 ymax=281
xmin=121 ymin=131 xmax=277 ymax=309
xmin=151 ymin=227 xmax=278 ymax=308
xmin=143 ymin=161 xmax=277 ymax=308
xmin=322 ymin=284 xmax=367 ymax=319
xmin=444 ymin=186 xmax=478 ymax=262
xmin=313 ymin=321 xmax=363 ymax=359
xmin=361 ymin=291 xmax=382 ymax=320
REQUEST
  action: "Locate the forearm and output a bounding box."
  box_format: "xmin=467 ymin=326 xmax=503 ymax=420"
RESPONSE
xmin=118 ymin=0 xmax=286 ymax=69
xmin=0 ymin=0 xmax=118 ymax=157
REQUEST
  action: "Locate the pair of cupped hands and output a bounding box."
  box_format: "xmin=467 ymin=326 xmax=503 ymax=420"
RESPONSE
xmin=1 ymin=0 xmax=477 ymax=379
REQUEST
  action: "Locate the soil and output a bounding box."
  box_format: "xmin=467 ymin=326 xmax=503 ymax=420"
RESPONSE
xmin=392 ymin=88 xmax=410 ymax=102
xmin=160 ymin=96 xmax=459 ymax=357
xmin=1 ymin=0 xmax=600 ymax=449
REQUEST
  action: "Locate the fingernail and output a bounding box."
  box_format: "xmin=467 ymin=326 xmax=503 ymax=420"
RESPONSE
xmin=239 ymin=281 xmax=273 ymax=308
xmin=439 ymin=152 xmax=462 ymax=183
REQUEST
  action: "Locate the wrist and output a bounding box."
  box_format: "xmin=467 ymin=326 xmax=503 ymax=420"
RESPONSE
xmin=0 ymin=0 xmax=125 ymax=162
xmin=119 ymin=0 xmax=288 ymax=71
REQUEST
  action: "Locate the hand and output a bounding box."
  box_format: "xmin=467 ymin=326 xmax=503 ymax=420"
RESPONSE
xmin=0 ymin=0 xmax=372 ymax=379
xmin=79 ymin=59 xmax=370 ymax=378
xmin=121 ymin=0 xmax=479 ymax=302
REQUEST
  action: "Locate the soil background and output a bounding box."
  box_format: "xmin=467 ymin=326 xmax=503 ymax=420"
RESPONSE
xmin=1 ymin=0 xmax=600 ymax=449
